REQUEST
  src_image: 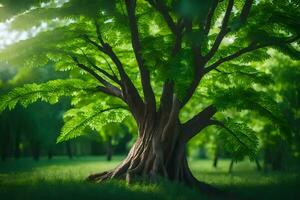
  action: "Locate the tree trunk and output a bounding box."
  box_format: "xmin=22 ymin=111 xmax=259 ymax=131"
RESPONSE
xmin=14 ymin=130 xmax=21 ymax=159
xmin=66 ymin=141 xmax=73 ymax=159
xmin=87 ymin=105 xmax=222 ymax=195
xmin=228 ymin=159 xmax=234 ymax=174
xmin=48 ymin=149 xmax=53 ymax=160
xmin=106 ymin=136 xmax=113 ymax=161
xmin=213 ymin=146 xmax=219 ymax=168
xmin=31 ymin=141 xmax=40 ymax=161
xmin=255 ymin=158 xmax=261 ymax=171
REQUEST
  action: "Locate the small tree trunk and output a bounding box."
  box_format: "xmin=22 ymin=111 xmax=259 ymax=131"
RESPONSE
xmin=106 ymin=136 xmax=113 ymax=161
xmin=48 ymin=149 xmax=53 ymax=160
xmin=213 ymin=147 xmax=219 ymax=168
xmin=228 ymin=159 xmax=234 ymax=173
xmin=66 ymin=141 xmax=72 ymax=159
xmin=14 ymin=130 xmax=21 ymax=159
xmin=1 ymin=124 xmax=11 ymax=162
xmin=31 ymin=142 xmax=40 ymax=161
xmin=255 ymin=158 xmax=262 ymax=171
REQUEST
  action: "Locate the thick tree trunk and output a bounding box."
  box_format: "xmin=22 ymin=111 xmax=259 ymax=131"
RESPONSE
xmin=87 ymin=108 xmax=222 ymax=195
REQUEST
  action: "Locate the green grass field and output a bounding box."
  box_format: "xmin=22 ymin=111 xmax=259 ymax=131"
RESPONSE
xmin=0 ymin=156 xmax=299 ymax=200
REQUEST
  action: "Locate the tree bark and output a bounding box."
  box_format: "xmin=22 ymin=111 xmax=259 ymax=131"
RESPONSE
xmin=87 ymin=105 xmax=223 ymax=196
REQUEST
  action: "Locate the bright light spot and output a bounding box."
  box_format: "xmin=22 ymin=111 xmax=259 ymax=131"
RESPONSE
xmin=104 ymin=18 xmax=114 ymax=24
xmin=19 ymin=32 xmax=29 ymax=40
xmin=223 ymin=36 xmax=236 ymax=46
xmin=41 ymin=22 xmax=48 ymax=29
xmin=149 ymin=20 xmax=160 ymax=35
xmin=0 ymin=0 xmax=71 ymax=50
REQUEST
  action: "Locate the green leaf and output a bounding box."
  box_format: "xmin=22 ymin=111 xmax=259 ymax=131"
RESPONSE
xmin=218 ymin=118 xmax=259 ymax=160
xmin=0 ymin=79 xmax=97 ymax=112
xmin=57 ymin=102 xmax=129 ymax=143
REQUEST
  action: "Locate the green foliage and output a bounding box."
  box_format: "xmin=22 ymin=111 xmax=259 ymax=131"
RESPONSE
xmin=212 ymin=87 xmax=285 ymax=127
xmin=218 ymin=118 xmax=258 ymax=160
xmin=0 ymin=79 xmax=97 ymax=112
xmin=0 ymin=0 xmax=299 ymax=152
xmin=58 ymin=101 xmax=130 ymax=143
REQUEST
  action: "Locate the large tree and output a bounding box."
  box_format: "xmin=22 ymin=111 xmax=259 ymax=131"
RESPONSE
xmin=0 ymin=0 xmax=299 ymax=194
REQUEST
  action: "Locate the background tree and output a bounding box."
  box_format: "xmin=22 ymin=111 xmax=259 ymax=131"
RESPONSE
xmin=0 ymin=0 xmax=299 ymax=194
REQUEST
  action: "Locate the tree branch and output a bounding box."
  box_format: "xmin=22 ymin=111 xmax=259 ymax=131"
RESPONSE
xmin=83 ymin=34 xmax=146 ymax=120
xmin=146 ymin=0 xmax=177 ymax=34
xmin=205 ymin=34 xmax=300 ymax=74
xmin=179 ymin=0 xmax=234 ymax=107
xmin=240 ymin=0 xmax=254 ymax=24
xmin=71 ymin=56 xmax=123 ymax=99
xmin=204 ymin=0 xmax=234 ymax=61
xmin=125 ymin=0 xmax=156 ymax=110
xmin=182 ymin=105 xmax=217 ymax=141
xmin=204 ymin=0 xmax=219 ymax=34
xmin=80 ymin=50 xmax=121 ymax=85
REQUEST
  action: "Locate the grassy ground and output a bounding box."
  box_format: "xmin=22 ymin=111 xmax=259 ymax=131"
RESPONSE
xmin=0 ymin=156 xmax=299 ymax=200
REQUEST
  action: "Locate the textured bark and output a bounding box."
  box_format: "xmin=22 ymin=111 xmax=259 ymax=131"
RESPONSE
xmin=87 ymin=103 xmax=223 ymax=196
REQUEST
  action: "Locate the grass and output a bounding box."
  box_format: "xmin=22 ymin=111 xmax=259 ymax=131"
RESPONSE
xmin=0 ymin=156 xmax=299 ymax=200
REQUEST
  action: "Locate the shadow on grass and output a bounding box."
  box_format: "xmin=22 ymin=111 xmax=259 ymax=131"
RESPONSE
xmin=0 ymin=180 xmax=215 ymax=200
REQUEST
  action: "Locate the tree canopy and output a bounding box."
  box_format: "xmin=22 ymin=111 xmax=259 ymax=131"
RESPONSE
xmin=0 ymin=0 xmax=299 ymax=190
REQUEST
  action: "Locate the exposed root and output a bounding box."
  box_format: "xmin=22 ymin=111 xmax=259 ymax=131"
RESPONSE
xmin=86 ymin=134 xmax=232 ymax=198
xmin=86 ymin=171 xmax=111 ymax=182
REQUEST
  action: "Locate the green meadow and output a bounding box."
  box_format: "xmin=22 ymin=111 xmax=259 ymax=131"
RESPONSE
xmin=1 ymin=157 xmax=299 ymax=200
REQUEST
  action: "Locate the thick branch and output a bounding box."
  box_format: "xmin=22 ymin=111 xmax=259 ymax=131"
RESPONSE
xmin=71 ymin=56 xmax=123 ymax=99
xmin=204 ymin=0 xmax=234 ymax=61
xmin=81 ymin=50 xmax=121 ymax=85
xmin=93 ymin=19 xmax=105 ymax=46
xmin=205 ymin=35 xmax=300 ymax=74
xmin=182 ymin=105 xmax=217 ymax=141
xmin=82 ymin=35 xmax=130 ymax=86
xmin=159 ymin=28 xmax=183 ymax=112
xmin=146 ymin=0 xmax=177 ymax=34
xmin=240 ymin=0 xmax=254 ymax=23
xmin=125 ymin=0 xmax=156 ymax=109
xmin=96 ymin=86 xmax=123 ymax=97
xmin=179 ymin=1 xmax=234 ymax=107
xmin=82 ymin=35 xmax=144 ymax=114
xmin=204 ymin=0 xmax=219 ymax=34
